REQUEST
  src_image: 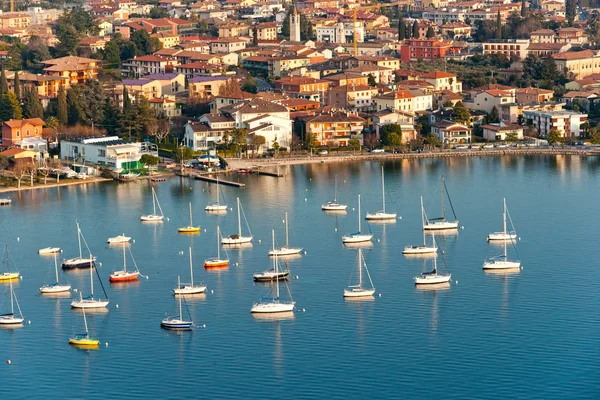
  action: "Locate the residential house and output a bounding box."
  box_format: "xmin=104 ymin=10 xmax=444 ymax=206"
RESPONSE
xmin=560 ymin=91 xmax=600 ymax=112
xmin=41 ymin=56 xmax=99 ymax=88
xmin=523 ymin=109 xmax=588 ymax=137
xmin=59 ymin=136 xmax=150 ymax=171
xmin=553 ymin=50 xmax=600 ymax=80
xmin=184 ymin=115 xmax=235 ymax=151
xmin=556 ymin=28 xmax=588 ymax=45
xmin=465 ymin=89 xmax=515 ymax=113
xmin=188 ymin=76 xmax=232 ymax=98
xmin=432 ymin=120 xmax=472 ymax=145
xmin=149 ymin=97 xmax=180 ymax=118
xmin=482 ymin=122 xmax=524 ymax=141
xmin=210 ymin=38 xmax=247 ymax=54
xmin=371 ymin=109 xmax=417 ymax=143
xmin=151 ymin=32 xmax=180 ymax=48
xmin=1 ymin=118 xmax=45 ymax=148
xmin=271 ymin=56 xmax=311 ymax=78
xmin=123 ymin=55 xmax=178 ymax=78
xmin=374 ymin=90 xmax=415 ymax=114
xmin=482 ymin=39 xmax=530 ymax=60
xmin=328 ymin=84 xmax=377 ymax=111
xmin=254 ymin=22 xmax=277 ymax=41
xmin=422 ymin=71 xmax=462 ymax=93
xmin=298 ymin=111 xmax=365 ymax=147
xmin=218 ymin=23 xmax=251 ymax=38
xmin=529 ymin=29 xmax=555 ymax=43
xmin=441 ymin=22 xmax=472 ymax=39
xmin=345 ymin=65 xmax=394 ymax=84
xmin=273 ymin=77 xmax=330 ymax=99
xmin=399 ymin=39 xmax=461 ymax=63
xmin=6 ymin=71 xmax=66 ymax=98
xmin=514 ymin=87 xmax=554 ymax=104
xmin=322 ymin=72 xmax=368 ymax=88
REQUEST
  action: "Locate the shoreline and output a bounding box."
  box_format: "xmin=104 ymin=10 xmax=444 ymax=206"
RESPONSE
xmin=225 ymin=147 xmax=599 ymax=169
xmin=0 ymin=177 xmax=113 ymax=194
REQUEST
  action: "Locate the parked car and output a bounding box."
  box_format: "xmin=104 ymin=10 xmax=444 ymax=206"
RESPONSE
xmin=482 ymin=144 xmax=494 ymax=149
xmin=455 ymin=145 xmax=469 ymax=150
xmin=372 ymin=148 xmax=385 ymax=153
xmin=496 ymin=144 xmax=509 ymax=148
xmin=319 ymin=150 xmax=328 ymax=156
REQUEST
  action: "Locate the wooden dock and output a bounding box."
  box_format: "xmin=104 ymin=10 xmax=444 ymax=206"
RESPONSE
xmin=253 ymin=166 xmax=286 ymax=177
xmin=194 ymin=174 xmax=245 ymax=187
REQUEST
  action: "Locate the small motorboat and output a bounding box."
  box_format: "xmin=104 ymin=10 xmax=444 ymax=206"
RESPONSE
xmin=107 ymin=234 xmax=131 ymax=244
xmin=38 ymin=247 xmax=61 ymax=255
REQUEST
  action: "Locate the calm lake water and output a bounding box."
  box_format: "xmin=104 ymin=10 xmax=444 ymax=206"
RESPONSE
xmin=1 ymin=155 xmax=599 ymax=399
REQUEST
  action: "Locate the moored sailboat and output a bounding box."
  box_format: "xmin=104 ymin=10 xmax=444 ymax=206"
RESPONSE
xmin=205 ymin=175 xmax=228 ymax=212
xmin=344 ymin=248 xmax=375 ymax=298
xmin=162 ymin=280 xmax=194 ymax=330
xmin=487 ymin=198 xmax=517 ymax=241
xmin=70 ymin=255 xmax=109 ymax=309
xmin=268 ymin=212 xmax=303 ymax=256
xmin=69 ymin=307 xmax=99 ymax=346
xmin=222 ymin=197 xmax=253 ymax=245
xmin=366 ymin=165 xmax=397 ymax=220
xmin=107 ymin=234 xmax=131 ymax=244
xmin=414 ymin=235 xmax=452 ymax=285
xmin=0 ymin=244 xmax=19 ymax=281
xmin=342 ymin=194 xmax=373 ymax=244
xmin=178 ymin=202 xmax=200 ymax=233
xmin=0 ymin=273 xmax=24 ymax=325
xmin=140 ymin=187 xmax=165 ymax=222
xmin=403 ymin=197 xmax=438 ymax=255
xmin=204 ymin=226 xmax=229 ymax=268
xmin=62 ymin=222 xmax=96 ymax=270
xmin=254 ymin=230 xmax=290 ymax=281
xmin=40 ymin=253 xmax=71 ymax=293
xmin=109 ymin=245 xmax=141 ymax=282
xmin=174 ymin=247 xmax=206 ymax=294
xmin=483 ymin=212 xmax=521 ymax=270
xmin=322 ymin=174 xmax=347 ymax=211
xmin=423 ymin=175 xmax=459 ymax=231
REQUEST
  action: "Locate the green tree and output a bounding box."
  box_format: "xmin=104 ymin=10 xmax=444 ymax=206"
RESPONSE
xmin=388 ymin=132 xmax=402 ymax=147
xmin=398 ymin=15 xmax=406 ymax=40
xmin=123 ymin=87 xmax=131 ymax=112
xmin=173 ymin=146 xmax=195 ymax=162
xmin=149 ymin=7 xmax=168 ymax=18
xmin=0 ymin=92 xmax=22 ymax=121
xmin=81 ymin=79 xmax=105 ymax=127
xmin=66 ymin=87 xmax=85 ymax=126
xmin=57 ymin=85 xmax=68 ymax=126
xmin=505 ymin=131 xmax=519 ymax=142
xmin=348 ymin=138 xmax=361 ymax=151
xmin=367 ymin=74 xmax=377 ymax=87
xmin=13 ymin=71 xmax=20 ymax=99
xmin=426 ymin=26 xmax=435 ymax=38
xmin=140 ymin=154 xmax=159 ymax=166
xmin=252 ymin=134 xmax=266 ymax=155
xmin=496 ymin=11 xmax=502 ymax=39
xmin=102 ymin=99 xmax=122 ymax=135
xmin=281 ymin=12 xmax=290 ymax=39
xmin=380 ymin=124 xmax=403 ymax=146
xmin=589 ymin=128 xmax=600 ymax=144
xmin=0 ymin=68 xmax=7 ymax=95
xmin=22 ymin=86 xmax=44 ymax=119
xmin=425 ymin=133 xmax=441 ymax=149
xmin=252 ymin=26 xmax=259 ymax=47
xmin=102 ymin=39 xmax=121 ymax=67
xmin=120 ymin=41 xmax=137 ymax=62
xmin=521 ymin=0 xmax=527 ymax=17
xmin=566 ymin=0 xmax=576 ymax=26
xmin=547 ymin=128 xmax=561 ymax=145
xmin=488 ymin=106 xmax=500 ymax=123
xmin=241 ymin=75 xmax=258 ymax=94
xmin=21 ymin=36 xmax=51 ymax=73
xmin=307 ymin=20 xmax=313 ymax=40
xmin=412 ymin=21 xmax=419 ymax=39
xmin=131 ymin=30 xmax=162 ymax=55
xmin=5 ymin=43 xmax=24 ymax=71
xmin=541 ymin=56 xmax=561 ymax=83
xmin=55 ymin=24 xmax=80 ymax=56
xmin=451 ymin=101 xmax=471 ymax=125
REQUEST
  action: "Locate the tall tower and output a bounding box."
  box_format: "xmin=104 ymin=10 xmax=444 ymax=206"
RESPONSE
xmin=290 ymin=6 xmax=301 ymax=42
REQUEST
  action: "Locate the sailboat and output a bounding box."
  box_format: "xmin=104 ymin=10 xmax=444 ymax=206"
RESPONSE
xmin=222 ymin=197 xmax=253 ymax=245
xmin=483 ymin=217 xmax=521 ymax=270
xmin=254 ymin=230 xmax=290 ymax=281
xmin=109 ymin=245 xmax=141 ymax=282
xmin=205 ymin=175 xmax=227 ymax=212
xmin=174 ymin=247 xmax=206 ymax=294
xmin=322 ymin=174 xmax=347 ymax=211
xmin=0 ymin=244 xmax=19 ymax=281
xmin=40 ymin=253 xmax=72 ymax=293
xmin=70 ymin=254 xmax=109 ymax=309
xmin=0 ymin=276 xmax=24 ymax=325
xmin=62 ymin=222 xmax=96 ymax=270
xmin=162 ymin=279 xmax=193 ymax=330
xmin=344 ymin=248 xmax=375 ymax=297
xmin=140 ymin=187 xmax=165 ymax=222
xmin=403 ymin=197 xmax=438 ymax=255
xmin=487 ymin=198 xmax=517 ymax=241
xmin=366 ymin=166 xmax=397 ymax=220
xmin=69 ymin=307 xmax=99 ymax=346
xmin=178 ymin=202 xmax=200 ymax=233
xmin=204 ymin=226 xmax=229 ymax=268
xmin=251 ymin=232 xmax=295 ymax=314
xmin=423 ymin=174 xmax=459 ymax=231
xmin=414 ymin=235 xmax=452 ymax=285
xmin=342 ymin=194 xmax=373 ymax=243
xmin=269 ymin=212 xmax=303 ymax=256
xmin=107 ymin=234 xmax=131 ymax=244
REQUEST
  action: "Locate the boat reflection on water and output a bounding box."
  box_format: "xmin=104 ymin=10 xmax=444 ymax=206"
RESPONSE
xmin=344 ymin=295 xmax=375 ymax=302
xmin=109 ymin=280 xmax=141 ymax=291
xmin=484 ymin=267 xmax=521 ymax=276
xmin=251 ymin=311 xmax=295 ymax=321
xmin=39 ymin=291 xmax=72 ymax=299
xmin=0 ymin=323 xmax=24 ymax=330
xmin=367 ymin=218 xmax=397 ymax=225
xmin=323 ymin=210 xmax=347 ymax=216
xmin=424 ymin=229 xmax=459 ymax=237
xmin=70 ymin=343 xmax=99 ymax=351
xmin=343 ymin=241 xmax=374 ymax=249
xmin=71 ymin=307 xmax=109 ymax=315
xmin=403 ymin=252 xmax=437 ymax=259
xmin=222 ymin=242 xmax=253 ymax=250
xmin=414 ymin=282 xmax=451 ymax=291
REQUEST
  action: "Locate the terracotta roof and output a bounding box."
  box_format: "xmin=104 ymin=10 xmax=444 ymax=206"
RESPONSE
xmin=376 ymin=90 xmax=414 ymax=100
xmin=472 ymin=83 xmax=512 ymax=92
xmin=0 ymin=148 xmax=29 ymax=157
xmin=330 ymin=84 xmax=373 ymax=92
xmin=201 ymin=113 xmax=235 ymax=123
xmin=302 ymin=111 xmax=365 ymax=123
xmin=483 ymin=89 xmax=514 ymax=97
xmin=530 ymin=29 xmax=555 ymax=35
xmin=149 ymin=97 xmax=176 ymax=103
xmin=481 ymin=123 xmax=523 ymax=132
xmin=274 ymin=77 xmax=329 ymax=85
xmin=3 ymin=118 xmax=45 ymax=128
xmin=553 ymin=50 xmax=596 ymax=60
xmin=221 ymin=98 xmax=288 ymax=114
xmin=422 ymin=71 xmax=456 ymax=79
xmin=514 ymin=87 xmax=554 ymax=95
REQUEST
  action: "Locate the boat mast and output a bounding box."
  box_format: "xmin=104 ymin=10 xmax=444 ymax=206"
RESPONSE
xmin=503 ymin=198 xmax=507 ymax=236
xmin=441 ymin=175 xmax=446 ymax=220
xmin=54 ymin=253 xmax=59 ymax=283
xmin=432 ymin=234 xmax=438 ymax=276
xmin=189 ymin=202 xmax=193 ymax=226
xmin=216 ymin=175 xmax=220 ymax=206
xmin=334 ymin=174 xmax=338 ymax=202
xmin=285 ymin=212 xmax=289 ymax=247
xmin=89 ymin=253 xmax=94 ymax=297
xmin=189 ymin=247 xmax=194 ymax=286
xmin=83 ymin=308 xmax=89 ymax=336
xmin=177 ymin=277 xmax=182 ymax=318
xmin=358 ymin=248 xmax=363 ymax=288
xmin=152 ymin=188 xmax=157 ymax=216
xmin=77 ymin=222 xmax=82 ymax=259
xmin=123 ymin=245 xmax=127 ymax=273
xmin=358 ymin=194 xmax=361 ymax=232
xmin=237 ymin=197 xmax=242 ymax=236
xmin=381 ymin=166 xmax=385 ymax=213
xmin=421 ymin=196 xmax=426 ymax=245
xmin=9 ymin=267 xmax=14 ymax=316
xmin=273 ymin=230 xmax=280 ymax=301
xmin=217 ymin=226 xmax=221 ymax=259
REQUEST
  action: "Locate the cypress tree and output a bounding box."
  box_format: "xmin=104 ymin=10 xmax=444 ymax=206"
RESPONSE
xmin=0 ymin=69 xmax=7 ymax=95
xmin=252 ymin=26 xmax=258 ymax=47
xmin=426 ymin=26 xmax=435 ymax=38
xmin=398 ymin=15 xmax=406 ymax=40
xmin=566 ymin=0 xmax=576 ymax=26
xmin=123 ymin=87 xmax=131 ymax=112
xmin=496 ymin=11 xmax=502 ymax=39
xmin=57 ymin=85 xmax=68 ymax=126
xmin=412 ymin=21 xmax=419 ymax=39
xmin=521 ymin=0 xmax=527 ymax=17
xmin=23 ymin=87 xmax=44 ymax=119
xmin=13 ymin=71 xmax=20 ymax=100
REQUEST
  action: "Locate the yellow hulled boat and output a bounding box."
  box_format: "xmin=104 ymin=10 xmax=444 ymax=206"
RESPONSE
xmin=0 ymin=272 xmax=19 ymax=281
xmin=178 ymin=202 xmax=200 ymax=234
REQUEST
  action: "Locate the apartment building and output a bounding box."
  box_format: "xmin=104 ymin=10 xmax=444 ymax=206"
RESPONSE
xmin=523 ymin=109 xmax=588 ymax=137
xmin=482 ymin=39 xmax=530 ymax=60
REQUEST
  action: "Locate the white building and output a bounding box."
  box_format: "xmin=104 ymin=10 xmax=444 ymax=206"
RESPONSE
xmin=290 ymin=7 xmax=301 ymax=42
xmin=465 ymin=89 xmax=515 ymax=114
xmin=432 ymin=120 xmax=472 ymax=145
xmin=481 ymin=122 xmax=524 ymax=141
xmin=316 ymin=22 xmax=365 ymax=44
xmin=482 ymin=39 xmax=530 ymax=60
xmin=523 ymin=110 xmax=588 ymax=137
xmin=184 ymin=114 xmax=235 ymax=151
xmin=59 ymin=136 xmax=156 ymax=170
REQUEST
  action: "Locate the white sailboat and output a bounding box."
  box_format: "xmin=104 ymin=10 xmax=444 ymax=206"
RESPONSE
xmin=322 ymin=174 xmax=348 ymax=211
xmin=423 ymin=175 xmax=459 ymax=231
xmin=342 ymin=194 xmax=373 ymax=243
xmin=40 ymin=253 xmax=72 ymax=293
xmin=403 ymin=197 xmax=438 ymax=255
xmin=140 ymin=187 xmax=165 ymax=222
xmin=366 ymin=166 xmax=397 ymax=220
xmin=70 ymin=253 xmax=109 ymax=309
xmin=174 ymin=247 xmax=206 ymax=294
xmin=268 ymin=212 xmax=303 ymax=256
xmin=109 ymin=245 xmax=141 ymax=282
xmin=178 ymin=202 xmax=200 ymax=233
xmin=62 ymin=222 xmax=96 ymax=270
xmin=487 ymin=198 xmax=517 ymax=241
xmin=205 ymin=175 xmax=228 ymax=212
xmin=483 ymin=217 xmax=521 ymax=270
xmin=254 ymin=230 xmax=291 ymax=281
xmin=107 ymin=234 xmax=131 ymax=244
xmin=0 ymin=276 xmax=24 ymax=325
xmin=344 ymin=248 xmax=375 ymax=297
xmin=414 ymin=235 xmax=452 ymax=285
xmin=204 ymin=226 xmax=229 ymax=268
xmin=222 ymin=197 xmax=253 ymax=245
xmin=251 ymin=232 xmax=295 ymax=314
xmin=162 ymin=278 xmax=194 ymax=330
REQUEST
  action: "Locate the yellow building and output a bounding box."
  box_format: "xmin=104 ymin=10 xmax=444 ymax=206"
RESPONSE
xmin=41 ymin=56 xmax=99 ymax=88
xmin=149 ymin=97 xmax=180 ymax=118
xmin=188 ymin=76 xmax=231 ymax=99
xmin=553 ymin=50 xmax=600 ymax=80
xmin=151 ymin=32 xmax=180 ymax=49
xmin=0 ymin=13 xmax=30 ymax=29
xmin=218 ymin=23 xmax=250 ymax=38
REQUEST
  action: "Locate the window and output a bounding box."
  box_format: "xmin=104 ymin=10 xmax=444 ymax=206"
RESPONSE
xmin=16 ymin=130 xmax=20 ymax=137
xmin=98 ymin=149 xmax=106 ymax=157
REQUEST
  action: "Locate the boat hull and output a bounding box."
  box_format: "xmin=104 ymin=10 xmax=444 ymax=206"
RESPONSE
xmin=205 ymin=204 xmax=228 ymax=212
xmin=178 ymin=227 xmax=200 ymax=233
xmin=251 ymin=302 xmax=295 ymax=314
xmin=322 ymin=203 xmax=347 ymax=211
xmin=222 ymin=235 xmax=253 ymax=245
xmin=161 ymin=319 xmax=193 ymax=330
xmin=483 ymin=260 xmax=521 ymax=270
xmin=204 ymin=259 xmax=229 ymax=268
xmin=253 ymin=270 xmax=289 ymax=281
xmin=140 ymin=215 xmax=164 ymax=222
xmin=487 ymin=232 xmax=517 ymax=241
xmin=342 ymin=234 xmax=373 ymax=243
xmin=403 ymin=246 xmax=437 ymax=255
xmin=61 ymin=258 xmax=96 ymax=270
xmin=69 ymin=337 xmax=99 ymax=346
xmin=109 ymin=271 xmax=139 ymax=282
xmin=423 ymin=221 xmax=459 ymax=230
xmin=107 ymin=236 xmax=130 ymax=244
xmin=344 ymin=288 xmax=375 ymax=298
xmin=414 ymin=274 xmax=452 ymax=285
xmin=38 ymin=247 xmax=60 ymax=254
xmin=173 ymin=285 xmax=206 ymax=295
xmin=0 ymin=315 xmax=24 ymax=325
xmin=268 ymin=247 xmax=303 ymax=256
xmin=71 ymin=299 xmax=109 ymax=309
xmin=365 ymin=212 xmax=397 ymax=220
xmin=0 ymin=272 xmax=19 ymax=281
xmin=40 ymin=284 xmax=71 ymax=293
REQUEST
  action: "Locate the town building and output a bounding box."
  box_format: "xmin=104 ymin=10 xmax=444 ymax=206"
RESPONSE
xmin=552 ymin=50 xmax=600 ymax=80
xmin=431 ymin=120 xmax=471 ymax=145
xmin=41 ymin=56 xmax=99 ymax=88
xmin=59 ymin=136 xmax=152 ymax=171
xmin=328 ymin=84 xmax=377 ymax=111
xmin=422 ymin=71 xmax=462 ymax=93
xmin=298 ymin=112 xmax=365 ymax=147
xmin=481 ymin=122 xmax=524 ymax=141
xmin=482 ymin=39 xmax=530 ymax=60
xmin=1 ymin=118 xmax=45 ymax=148
xmin=523 ymin=109 xmax=588 ymax=137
